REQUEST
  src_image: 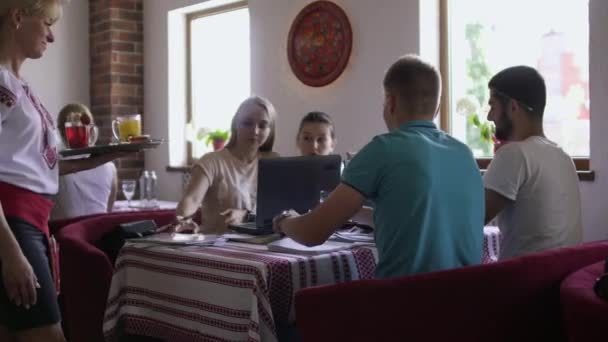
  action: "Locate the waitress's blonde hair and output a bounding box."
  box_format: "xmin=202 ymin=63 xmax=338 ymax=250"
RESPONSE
xmin=0 ymin=0 xmax=64 ymax=28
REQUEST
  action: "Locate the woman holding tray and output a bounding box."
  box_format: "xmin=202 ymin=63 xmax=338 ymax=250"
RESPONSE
xmin=0 ymin=1 xmax=130 ymax=341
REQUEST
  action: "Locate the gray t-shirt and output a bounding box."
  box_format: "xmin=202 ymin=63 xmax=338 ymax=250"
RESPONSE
xmin=484 ymin=136 xmax=582 ymax=259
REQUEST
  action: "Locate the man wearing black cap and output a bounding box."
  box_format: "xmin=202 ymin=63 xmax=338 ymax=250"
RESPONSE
xmin=483 ymin=65 xmax=582 ymax=259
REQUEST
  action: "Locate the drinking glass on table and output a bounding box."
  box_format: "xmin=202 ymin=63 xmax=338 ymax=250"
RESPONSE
xmin=121 ymin=179 xmax=137 ymax=206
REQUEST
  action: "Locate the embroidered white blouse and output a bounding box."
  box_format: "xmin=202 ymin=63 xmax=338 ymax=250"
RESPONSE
xmin=0 ymin=66 xmax=59 ymax=194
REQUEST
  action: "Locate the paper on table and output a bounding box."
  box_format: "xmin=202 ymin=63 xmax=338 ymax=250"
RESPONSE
xmin=330 ymin=231 xmax=374 ymax=243
xmin=267 ymin=237 xmax=352 ymax=255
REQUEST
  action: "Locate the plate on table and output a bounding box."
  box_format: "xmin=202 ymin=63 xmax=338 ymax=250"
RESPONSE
xmin=129 ymin=233 xmax=225 ymax=246
xmin=59 ymin=139 xmax=163 ymax=157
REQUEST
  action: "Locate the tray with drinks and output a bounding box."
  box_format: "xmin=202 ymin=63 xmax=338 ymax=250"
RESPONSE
xmin=59 ymin=139 xmax=163 ymax=157
xmin=60 ymin=112 xmax=163 ymax=157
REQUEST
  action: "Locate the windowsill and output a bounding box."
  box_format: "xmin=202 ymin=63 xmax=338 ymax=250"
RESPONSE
xmin=575 ymin=170 xmax=595 ymax=182
xmin=167 ymin=165 xmax=191 ymax=173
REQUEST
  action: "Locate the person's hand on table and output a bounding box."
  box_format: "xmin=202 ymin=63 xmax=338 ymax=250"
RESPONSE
xmin=157 ymin=215 xmax=200 ymax=234
xmin=272 ymin=209 xmax=300 ymax=234
xmin=1 ymin=249 xmax=40 ymax=309
xmin=221 ymin=209 xmax=248 ymax=226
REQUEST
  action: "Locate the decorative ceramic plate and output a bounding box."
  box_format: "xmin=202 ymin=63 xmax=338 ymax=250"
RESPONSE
xmin=287 ymin=1 xmax=352 ymax=87
xmin=59 ymin=139 xmax=163 ymax=157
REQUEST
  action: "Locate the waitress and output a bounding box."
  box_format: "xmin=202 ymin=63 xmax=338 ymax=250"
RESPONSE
xmin=0 ymin=1 xmax=130 ymax=341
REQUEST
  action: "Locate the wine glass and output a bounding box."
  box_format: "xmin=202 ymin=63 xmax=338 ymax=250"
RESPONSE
xmin=121 ymin=180 xmax=137 ymax=206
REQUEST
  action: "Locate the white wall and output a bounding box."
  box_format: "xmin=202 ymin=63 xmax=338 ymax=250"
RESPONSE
xmin=21 ymin=0 xmax=90 ymax=115
xmin=145 ymin=0 xmax=607 ymax=242
xmin=251 ymin=0 xmax=420 ymax=157
xmin=579 ymin=0 xmax=608 ymax=242
xmin=143 ymin=0 xmax=210 ymax=203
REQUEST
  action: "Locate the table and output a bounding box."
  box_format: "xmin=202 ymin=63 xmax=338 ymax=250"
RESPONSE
xmin=103 ymin=242 xmax=377 ymax=342
xmin=112 ymin=200 xmax=178 ymax=212
xmin=103 ymin=228 xmax=501 ymax=342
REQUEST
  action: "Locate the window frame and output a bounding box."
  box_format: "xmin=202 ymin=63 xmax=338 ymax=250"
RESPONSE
xmin=185 ymin=0 xmax=249 ymax=165
xmin=438 ymin=0 xmax=592 ymax=180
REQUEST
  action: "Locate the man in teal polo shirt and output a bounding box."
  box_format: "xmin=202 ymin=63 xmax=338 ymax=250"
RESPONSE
xmin=273 ymin=55 xmax=484 ymax=278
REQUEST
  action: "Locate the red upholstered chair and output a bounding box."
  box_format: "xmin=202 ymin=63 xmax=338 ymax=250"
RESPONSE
xmin=56 ymin=210 xmax=176 ymax=342
xmin=295 ymin=241 xmax=608 ymax=342
xmin=49 ymin=212 xmax=108 ymax=235
xmin=560 ymin=260 xmax=608 ymax=342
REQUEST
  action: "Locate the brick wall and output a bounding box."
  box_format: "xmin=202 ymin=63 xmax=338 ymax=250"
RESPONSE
xmin=90 ymin=0 xmax=144 ymax=182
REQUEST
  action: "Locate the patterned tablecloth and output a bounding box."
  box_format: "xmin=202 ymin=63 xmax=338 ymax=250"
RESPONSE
xmin=103 ymin=242 xmax=378 ymax=342
xmin=103 ymin=227 xmax=500 ymax=342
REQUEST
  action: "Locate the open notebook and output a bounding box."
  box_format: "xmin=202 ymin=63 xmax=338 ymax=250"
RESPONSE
xmin=267 ymin=238 xmax=352 ymax=255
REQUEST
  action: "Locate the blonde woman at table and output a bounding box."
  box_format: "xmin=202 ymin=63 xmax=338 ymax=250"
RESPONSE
xmin=170 ymin=96 xmax=278 ymax=234
xmin=0 ymin=1 xmax=133 ymax=341
xmin=51 ymin=103 xmax=118 ymax=220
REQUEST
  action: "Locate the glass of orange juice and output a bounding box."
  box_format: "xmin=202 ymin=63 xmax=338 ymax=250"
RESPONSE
xmin=112 ymin=114 xmax=142 ymax=142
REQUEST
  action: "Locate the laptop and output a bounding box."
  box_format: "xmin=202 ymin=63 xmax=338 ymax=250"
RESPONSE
xmin=229 ymin=154 xmax=342 ymax=235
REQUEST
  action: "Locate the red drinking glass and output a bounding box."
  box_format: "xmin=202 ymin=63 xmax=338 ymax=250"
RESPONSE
xmin=65 ymin=123 xmax=98 ymax=148
xmin=65 ymin=123 xmax=89 ymax=148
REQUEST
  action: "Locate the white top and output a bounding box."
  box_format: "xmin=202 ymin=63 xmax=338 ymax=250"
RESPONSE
xmin=194 ymin=149 xmax=258 ymax=234
xmin=0 ymin=67 xmax=59 ymax=194
xmin=484 ymin=136 xmax=582 ymax=259
xmin=51 ymin=162 xmax=116 ymax=220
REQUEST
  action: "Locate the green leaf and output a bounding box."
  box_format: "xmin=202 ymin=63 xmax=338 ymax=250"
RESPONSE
xmin=201 ymin=129 xmax=230 ymax=146
xmin=480 ymin=124 xmax=492 ymax=142
xmin=467 ymin=113 xmax=481 ymax=127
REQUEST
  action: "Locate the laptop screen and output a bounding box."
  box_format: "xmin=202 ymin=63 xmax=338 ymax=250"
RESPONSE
xmin=255 ymin=155 xmax=342 ymax=227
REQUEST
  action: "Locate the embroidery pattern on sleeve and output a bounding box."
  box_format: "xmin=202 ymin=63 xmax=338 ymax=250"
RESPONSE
xmin=0 ymin=85 xmax=17 ymax=108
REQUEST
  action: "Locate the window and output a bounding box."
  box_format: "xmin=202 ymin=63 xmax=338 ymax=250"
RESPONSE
xmin=440 ymin=0 xmax=589 ymax=168
xmin=187 ymin=2 xmax=250 ymax=160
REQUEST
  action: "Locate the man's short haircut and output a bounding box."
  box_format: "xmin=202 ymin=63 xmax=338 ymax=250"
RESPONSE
xmin=488 ymin=65 xmax=546 ymax=119
xmin=383 ymin=55 xmax=441 ymax=116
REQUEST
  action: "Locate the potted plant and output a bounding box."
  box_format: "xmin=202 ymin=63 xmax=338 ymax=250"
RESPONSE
xmin=456 ymin=97 xmax=495 ymax=155
xmin=197 ymin=128 xmax=230 ymax=151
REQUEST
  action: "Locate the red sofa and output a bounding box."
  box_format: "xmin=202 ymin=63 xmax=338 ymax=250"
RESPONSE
xmin=295 ymin=241 xmax=608 ymax=342
xmin=55 ymin=210 xmax=175 ymax=342
xmin=560 ymin=260 xmax=608 ymax=341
